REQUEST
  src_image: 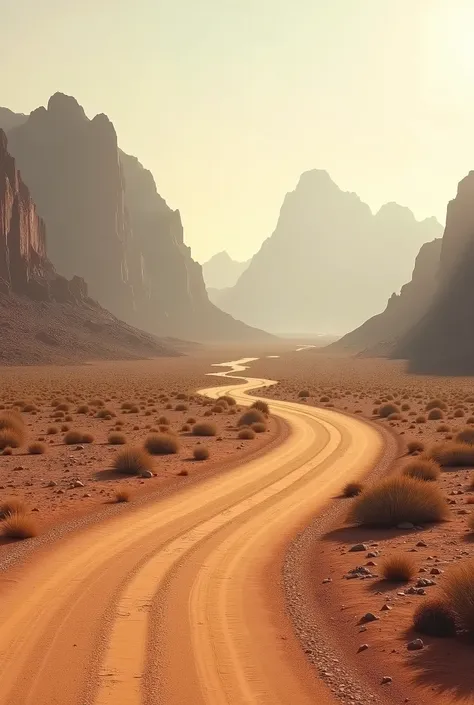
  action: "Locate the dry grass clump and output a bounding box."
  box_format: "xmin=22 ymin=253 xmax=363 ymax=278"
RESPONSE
xmin=77 ymin=404 xmax=89 ymax=414
xmin=342 ymin=481 xmax=364 ymax=497
xmin=428 ymin=442 xmax=474 ymax=467
xmin=144 ymin=433 xmax=179 ymax=455
xmin=158 ymin=415 xmax=170 ymax=425
xmin=28 ymin=441 xmax=46 ymax=455
xmin=402 ymin=458 xmax=441 ymax=482
xmin=426 ymin=399 xmax=447 ymax=411
xmin=298 ymin=390 xmax=310 ymax=398
xmin=413 ymin=598 xmax=457 ymax=637
xmin=381 ymin=554 xmax=416 ymax=582
xmin=407 ymin=440 xmax=425 ymax=454
xmin=2 ymin=513 xmax=38 ymax=539
xmin=219 ymin=395 xmax=236 ymax=406
xmin=238 ymin=409 xmax=266 ymax=427
xmin=238 ymin=427 xmax=256 ymax=440
xmin=428 ymin=408 xmax=444 ymax=420
xmin=454 ymin=408 xmax=465 ymax=418
xmin=175 ymin=403 xmax=188 ymax=412
xmin=455 ymin=427 xmax=474 ymax=445
xmin=47 ymin=425 xmax=59 ymax=435
xmin=64 ymin=430 xmax=85 ymax=445
xmin=96 ymin=408 xmax=114 ymax=419
xmin=193 ymin=446 xmax=210 ymax=461
xmin=378 ymin=403 xmax=400 ymax=418
xmin=0 ymin=411 xmax=26 ymax=447
xmin=0 ymin=429 xmax=22 ymax=449
xmin=348 ymin=475 xmax=448 ymax=526
xmin=114 ymin=447 xmax=153 ymax=475
xmin=81 ymin=432 xmax=94 ymax=444
xmin=437 ymin=424 xmax=450 ymax=433
xmin=251 ymin=400 xmax=269 ymax=415
xmin=0 ymin=498 xmax=26 ymax=517
xmin=192 ymin=422 xmax=217 ymax=437
xmin=108 ymin=432 xmax=127 ymax=445
xmin=443 ymin=560 xmax=474 ymax=632
xmin=114 ymin=488 xmax=131 ymax=503
xmin=251 ymin=422 xmax=267 ymax=433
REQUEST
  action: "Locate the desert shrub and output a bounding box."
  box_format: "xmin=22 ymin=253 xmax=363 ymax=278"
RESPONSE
xmin=2 ymin=512 xmax=37 ymax=539
xmin=0 ymin=429 xmax=22 ymax=449
xmin=47 ymin=425 xmax=59 ymax=435
xmin=378 ymin=403 xmax=400 ymax=418
xmin=348 ymin=475 xmax=448 ymax=526
xmin=437 ymin=424 xmax=450 ymax=433
xmin=114 ymin=447 xmax=153 ymax=475
xmin=81 ymin=432 xmax=94 ymax=444
xmin=193 ymin=446 xmax=210 ymax=461
xmin=416 ymin=415 xmax=427 ymax=423
xmin=186 ymin=417 xmax=196 ymax=424
xmin=455 ymin=428 xmax=474 ymax=445
xmin=64 ymin=430 xmax=84 ymax=445
xmin=238 ymin=409 xmax=265 ymax=427
xmin=298 ymin=390 xmax=310 ymax=398
xmin=212 ymin=404 xmax=225 ymax=413
xmin=402 ymin=458 xmax=441 ymax=482
xmin=2 ymin=448 xmax=12 ymax=455
xmin=61 ymin=424 xmax=70 ymax=432
xmin=0 ymin=412 xmax=26 ymax=443
xmin=381 ymin=554 xmax=416 ymax=582
xmin=252 ymin=422 xmax=267 ymax=433
xmin=342 ymin=481 xmax=364 ymax=497
xmin=175 ymin=403 xmax=188 ymax=412
xmin=0 ymin=498 xmax=26 ymax=517
xmin=108 ymin=432 xmax=126 ymax=445
xmin=428 ymin=442 xmax=474 ymax=467
xmin=454 ymin=408 xmax=465 ymax=418
xmin=251 ymin=400 xmax=269 ymax=415
xmin=413 ymin=598 xmax=457 ymax=637
xmin=181 ymin=424 xmax=191 ymax=432
xmin=96 ymin=408 xmax=114 ymax=419
xmin=219 ymin=395 xmax=236 ymax=406
xmin=158 ymin=415 xmax=170 ymax=425
xmin=144 ymin=433 xmax=179 ymax=455
xmin=176 ymin=392 xmax=187 ymax=400
xmin=320 ymin=395 xmax=330 ymax=403
xmin=114 ymin=489 xmax=130 ymax=503
xmin=28 ymin=442 xmax=46 ymax=455
xmin=426 ymin=399 xmax=447 ymax=411
xmin=401 ymin=403 xmax=410 ymax=411
xmin=77 ymin=404 xmax=89 ymax=414
xmin=192 ymin=422 xmax=217 ymax=437
xmin=428 ymin=408 xmax=444 ymax=421
xmin=56 ymin=402 xmax=70 ymax=412
xmin=443 ymin=560 xmax=474 ymax=632
xmin=238 ymin=427 xmax=255 ymax=440
xmin=407 ymin=440 xmax=425 ymax=454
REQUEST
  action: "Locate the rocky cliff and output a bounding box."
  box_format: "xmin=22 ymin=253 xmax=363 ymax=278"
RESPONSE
xmin=0 ymin=128 xmax=178 ymax=364
xmin=214 ymin=170 xmax=442 ymax=335
xmin=202 ymin=251 xmax=250 ymax=290
xmin=329 ymin=238 xmax=442 ymax=356
xmin=2 ymin=94 xmax=269 ymax=342
xmin=395 ymin=172 xmax=474 ymax=373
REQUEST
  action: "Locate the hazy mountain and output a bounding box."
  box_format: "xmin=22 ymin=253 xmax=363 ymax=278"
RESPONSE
xmin=0 ymin=129 xmax=177 ymax=364
xmin=202 ymin=251 xmax=250 ymax=290
xmin=395 ymin=171 xmax=474 ymax=374
xmin=0 ymin=108 xmax=27 ymax=132
xmin=214 ymin=170 xmax=442 ymax=335
xmin=1 ymin=94 xmax=270 ymax=342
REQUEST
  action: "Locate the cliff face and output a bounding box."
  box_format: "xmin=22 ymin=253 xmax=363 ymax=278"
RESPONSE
xmin=329 ymin=238 xmax=442 ymax=356
xmin=215 ymin=170 xmax=442 ymax=335
xmin=396 ymin=172 xmax=474 ymax=374
xmin=2 ymin=94 xmax=269 ymax=342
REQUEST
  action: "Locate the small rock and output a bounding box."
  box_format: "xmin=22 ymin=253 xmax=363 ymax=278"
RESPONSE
xmin=416 ymin=578 xmax=435 ymax=587
xmin=359 ymin=612 xmax=379 ymax=624
xmin=349 ymin=544 xmax=368 ymax=553
xmin=141 ymin=470 xmax=154 ymax=478
xmin=358 ymin=644 xmax=369 ymax=653
xmin=73 ymin=480 xmax=84 ymax=488
xmin=397 ymin=522 xmax=415 ymax=530
xmin=430 ymin=567 xmax=443 ymax=575
xmin=367 ymin=551 xmax=379 ymax=558
xmin=47 ymin=480 xmax=57 ymax=487
xmin=381 ymin=604 xmax=392 ymax=611
xmin=381 ymin=676 xmax=392 ymax=684
xmin=407 ymin=638 xmax=424 ymax=651
xmin=75 ymin=445 xmax=84 ymax=451
xmin=322 ymin=578 xmax=332 ymax=584
xmin=416 ymin=541 xmax=428 ymax=547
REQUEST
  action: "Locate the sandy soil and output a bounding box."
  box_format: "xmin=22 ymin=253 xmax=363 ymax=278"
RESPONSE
xmin=251 ymin=349 xmax=474 ymax=704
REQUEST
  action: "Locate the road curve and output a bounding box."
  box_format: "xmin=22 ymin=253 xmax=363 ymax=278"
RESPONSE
xmin=0 ymin=358 xmax=383 ymax=705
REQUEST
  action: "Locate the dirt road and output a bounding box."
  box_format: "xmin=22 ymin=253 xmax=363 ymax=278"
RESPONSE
xmin=0 ymin=358 xmax=383 ymax=705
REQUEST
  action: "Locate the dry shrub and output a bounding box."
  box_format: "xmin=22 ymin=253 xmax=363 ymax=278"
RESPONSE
xmin=158 ymin=415 xmax=170 ymax=425
xmin=96 ymin=408 xmax=114 ymax=419
xmin=407 ymin=440 xmax=425 ymax=454
xmin=443 ymin=560 xmax=474 ymax=632
xmin=175 ymin=403 xmax=188 ymax=412
xmin=454 ymin=408 xmax=465 ymax=418
xmin=238 ymin=409 xmax=265 ymax=427
xmin=428 ymin=408 xmax=444 ymax=420
xmin=416 ymin=415 xmax=427 ymax=423
xmin=114 ymin=447 xmax=153 ymax=475
xmin=252 ymin=422 xmax=267 ymax=433
xmin=193 ymin=446 xmax=210 ymax=461
xmin=0 ymin=498 xmax=26 ymax=517
xmin=192 ymin=422 xmax=217 ymax=437
xmin=47 ymin=426 xmax=58 ymax=435
xmin=429 ymin=442 xmax=474 ymax=467
xmin=381 ymin=554 xmax=416 ymax=582
xmin=251 ymin=400 xmax=269 ymax=415
xmin=77 ymin=404 xmax=89 ymax=414
xmin=455 ymin=427 xmax=474 ymax=445
xmin=64 ymin=430 xmax=84 ymax=445
xmin=378 ymin=403 xmax=399 ymax=418
xmin=426 ymin=399 xmax=447 ymax=411
xmin=402 ymin=458 xmax=441 ymax=482
xmin=219 ymin=395 xmax=236 ymax=406
xmin=144 ymin=433 xmax=179 ymax=455
xmin=413 ymin=598 xmax=457 ymax=637
xmin=343 ymin=481 xmax=364 ymax=497
xmin=2 ymin=448 xmax=12 ymax=456
xmin=108 ymin=432 xmax=126 ymax=445
xmin=0 ymin=429 xmax=22 ymax=449
xmin=28 ymin=442 xmax=46 ymax=455
xmin=298 ymin=390 xmax=310 ymax=398
xmin=2 ymin=512 xmax=37 ymax=539
xmin=348 ymin=475 xmax=448 ymax=526
xmin=437 ymin=424 xmax=450 ymax=433
xmin=238 ymin=427 xmax=256 ymax=440
xmin=82 ymin=432 xmax=94 ymax=444
xmin=181 ymin=424 xmax=191 ymax=432
xmin=0 ymin=411 xmax=26 ymax=444
xmin=114 ymin=488 xmax=130 ymax=503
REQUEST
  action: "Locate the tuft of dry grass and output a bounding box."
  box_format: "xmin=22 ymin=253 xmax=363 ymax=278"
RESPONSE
xmin=0 ymin=498 xmax=26 ymax=517
xmin=407 ymin=440 xmax=425 ymax=454
xmin=426 ymin=399 xmax=447 ymax=411
xmin=298 ymin=390 xmax=310 ymax=398
xmin=144 ymin=433 xmax=179 ymax=455
xmin=47 ymin=425 xmax=59 ymax=435
xmin=251 ymin=400 xmax=269 ymax=415
xmin=28 ymin=441 xmax=46 ymax=455
xmin=0 ymin=429 xmax=23 ymax=449
xmin=348 ymin=475 xmax=448 ymax=526
xmin=413 ymin=598 xmax=457 ymax=637
xmin=114 ymin=488 xmax=131 ymax=503
xmin=381 ymin=554 xmax=416 ymax=582
xmin=2 ymin=512 xmax=37 ymax=539
xmin=114 ymin=447 xmax=153 ymax=475
xmin=442 ymin=560 xmax=474 ymax=632
xmin=428 ymin=442 xmax=474 ymax=467
xmin=455 ymin=427 xmax=474 ymax=446
xmin=428 ymin=408 xmax=444 ymax=420
xmin=108 ymin=432 xmax=126 ymax=445
xmin=81 ymin=432 xmax=94 ymax=444
xmin=192 ymin=422 xmax=217 ymax=437
xmin=193 ymin=446 xmax=210 ymax=461
xmin=342 ymin=481 xmax=364 ymax=497
xmin=238 ymin=409 xmax=266 ymax=427
xmin=64 ymin=430 xmax=84 ymax=445
xmin=402 ymin=458 xmax=441 ymax=482
xmin=238 ymin=427 xmax=255 ymax=440
xmin=378 ymin=403 xmax=399 ymax=418
xmin=251 ymin=422 xmax=267 ymax=433
xmin=219 ymin=395 xmax=236 ymax=406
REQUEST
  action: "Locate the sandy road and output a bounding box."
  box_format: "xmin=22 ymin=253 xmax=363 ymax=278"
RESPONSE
xmin=0 ymin=357 xmax=382 ymax=705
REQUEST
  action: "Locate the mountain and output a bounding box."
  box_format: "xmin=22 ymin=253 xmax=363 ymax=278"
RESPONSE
xmin=214 ymin=170 xmax=442 ymax=335
xmin=1 ymin=94 xmax=270 ymax=343
xmin=329 ymin=238 xmax=442 ymax=356
xmin=0 ymin=108 xmax=26 ymax=132
xmin=202 ymin=251 xmax=250 ymax=290
xmin=0 ymin=128 xmax=178 ymax=364
xmin=395 ymin=172 xmax=474 ymax=374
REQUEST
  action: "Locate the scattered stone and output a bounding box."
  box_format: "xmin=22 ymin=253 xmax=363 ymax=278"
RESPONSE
xmin=416 ymin=540 xmax=428 ymax=547
xmin=407 ymin=638 xmax=424 ymax=651
xmin=397 ymin=522 xmax=415 ymax=529
xmin=430 ymin=567 xmax=443 ymax=575
xmin=47 ymin=480 xmax=57 ymax=487
xmin=357 ymin=644 xmax=369 ymax=653
xmin=367 ymin=551 xmax=379 ymax=558
xmin=72 ymin=480 xmax=84 ymax=488
xmin=349 ymin=544 xmax=368 ymax=553
xmin=141 ymin=470 xmax=154 ymax=478
xmin=359 ymin=612 xmax=379 ymax=624
xmin=416 ymin=578 xmax=435 ymax=587
xmin=381 ymin=604 xmax=392 ymax=611
xmin=381 ymin=676 xmax=392 ymax=685
xmin=322 ymin=578 xmax=332 ymax=584
xmin=74 ymin=445 xmax=84 ymax=451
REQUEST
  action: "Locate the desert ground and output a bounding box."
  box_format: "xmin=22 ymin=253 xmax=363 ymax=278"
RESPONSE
xmin=1 ymin=346 xmax=474 ymax=704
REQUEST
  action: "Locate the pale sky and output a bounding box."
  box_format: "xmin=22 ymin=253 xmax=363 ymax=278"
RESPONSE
xmin=3 ymin=1 xmax=474 ymax=262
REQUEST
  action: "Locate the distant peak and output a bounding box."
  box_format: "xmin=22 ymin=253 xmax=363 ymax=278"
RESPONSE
xmin=376 ymin=202 xmax=415 ymax=220
xmin=47 ymin=93 xmax=87 ymax=121
xmin=296 ymin=169 xmax=336 ymax=189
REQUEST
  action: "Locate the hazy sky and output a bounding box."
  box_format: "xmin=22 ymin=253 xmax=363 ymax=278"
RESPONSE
xmin=3 ymin=1 xmax=474 ymax=262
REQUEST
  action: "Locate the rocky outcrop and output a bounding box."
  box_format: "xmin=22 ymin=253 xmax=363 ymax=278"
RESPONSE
xmin=202 ymin=251 xmax=250 ymax=290
xmin=214 ymin=170 xmax=442 ymax=335
xmin=3 ymin=94 xmax=269 ymax=342
xmin=329 ymin=238 xmax=442 ymax=356
xmin=0 ymin=108 xmax=26 ymax=132
xmin=395 ymin=172 xmax=474 ymax=373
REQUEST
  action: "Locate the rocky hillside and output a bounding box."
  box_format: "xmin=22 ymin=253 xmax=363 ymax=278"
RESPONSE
xmin=214 ymin=170 xmax=442 ymax=335
xmin=0 ymin=128 xmax=178 ymax=364
xmin=202 ymin=251 xmax=250 ymax=290
xmin=395 ymin=172 xmax=474 ymax=374
xmin=329 ymin=238 xmax=442 ymax=356
xmin=1 ymin=94 xmax=269 ymax=342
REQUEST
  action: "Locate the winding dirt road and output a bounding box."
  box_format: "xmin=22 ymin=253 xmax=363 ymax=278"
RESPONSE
xmin=0 ymin=358 xmax=382 ymax=705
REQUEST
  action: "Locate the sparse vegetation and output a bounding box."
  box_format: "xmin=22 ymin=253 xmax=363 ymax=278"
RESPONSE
xmin=428 ymin=442 xmax=474 ymax=467
xmin=238 ymin=409 xmax=266 ymax=427
xmin=402 ymin=458 xmax=441 ymax=482
xmin=114 ymin=447 xmax=153 ymax=475
xmin=413 ymin=598 xmax=457 ymax=637
xmin=251 ymin=400 xmax=269 ymax=415
xmin=2 ymin=512 xmax=38 ymax=539
xmin=114 ymin=488 xmax=131 ymax=503
xmin=342 ymin=481 xmax=364 ymax=497
xmin=28 ymin=441 xmax=46 ymax=455
xmin=193 ymin=446 xmax=210 ymax=461
xmin=378 ymin=403 xmax=399 ymax=418
xmin=407 ymin=440 xmax=425 ymax=454
xmin=443 ymin=560 xmax=474 ymax=632
xmin=192 ymin=422 xmax=217 ymax=437
xmin=108 ymin=432 xmax=126 ymax=445
xmin=63 ymin=430 xmax=85 ymax=445
xmin=381 ymin=554 xmax=416 ymax=582
xmin=238 ymin=427 xmax=256 ymax=440
xmin=144 ymin=433 xmax=179 ymax=455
